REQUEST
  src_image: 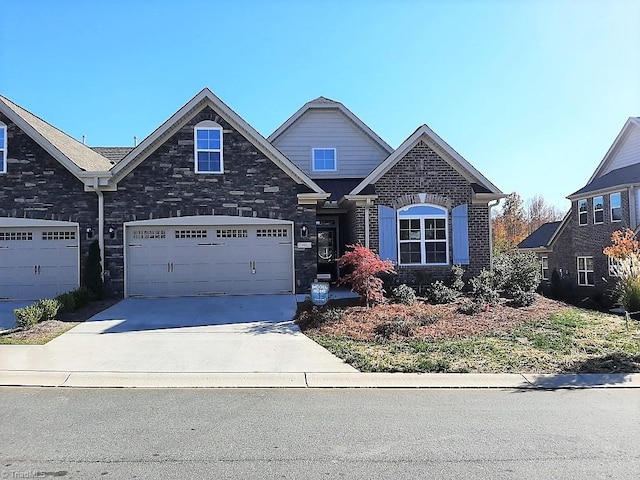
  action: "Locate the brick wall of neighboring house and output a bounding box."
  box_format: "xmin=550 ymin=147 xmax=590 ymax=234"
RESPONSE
xmin=102 ymin=106 xmax=316 ymax=296
xmin=548 ymin=192 xmax=630 ymax=297
xmin=361 ymin=140 xmax=491 ymax=284
xmin=0 ymin=113 xmax=99 ymax=283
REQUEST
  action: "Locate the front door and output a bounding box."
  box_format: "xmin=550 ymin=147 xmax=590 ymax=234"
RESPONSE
xmin=317 ymin=221 xmax=338 ymax=280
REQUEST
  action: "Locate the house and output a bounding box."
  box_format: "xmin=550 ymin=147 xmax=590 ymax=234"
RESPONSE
xmin=0 ymin=89 xmax=503 ymax=300
xmin=519 ymin=117 xmax=640 ymax=297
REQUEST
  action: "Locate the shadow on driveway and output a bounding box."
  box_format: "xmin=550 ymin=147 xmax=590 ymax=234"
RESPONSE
xmin=88 ymin=295 xmax=299 ymax=334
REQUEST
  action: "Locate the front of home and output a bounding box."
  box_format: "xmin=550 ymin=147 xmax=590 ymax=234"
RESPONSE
xmin=519 ymin=117 xmax=640 ymax=299
xmin=0 ymin=89 xmax=503 ymax=300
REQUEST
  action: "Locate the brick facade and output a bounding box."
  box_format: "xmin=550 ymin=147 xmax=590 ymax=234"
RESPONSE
xmin=359 ymin=140 xmax=491 ymax=284
xmin=547 ymin=191 xmax=630 ymax=297
xmin=102 ymin=106 xmax=316 ymax=295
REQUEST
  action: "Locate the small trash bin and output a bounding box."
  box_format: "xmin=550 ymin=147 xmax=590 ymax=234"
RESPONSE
xmin=311 ymin=282 xmax=329 ymax=306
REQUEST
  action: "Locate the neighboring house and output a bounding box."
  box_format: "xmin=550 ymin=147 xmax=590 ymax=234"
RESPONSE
xmin=0 ymin=89 xmax=503 ymax=300
xmin=519 ymin=117 xmax=640 ymax=296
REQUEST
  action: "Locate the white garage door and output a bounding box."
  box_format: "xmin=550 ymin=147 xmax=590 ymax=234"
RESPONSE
xmin=125 ymin=216 xmax=294 ymax=297
xmin=0 ymin=219 xmax=80 ymax=300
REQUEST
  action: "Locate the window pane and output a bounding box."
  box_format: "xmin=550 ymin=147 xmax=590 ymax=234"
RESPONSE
xmin=197 ymin=151 xmax=221 ymax=172
xmin=425 ymin=242 xmax=446 ymax=264
xmin=586 ymin=257 xmax=593 ymax=270
xmin=579 ymin=272 xmax=586 ymax=285
xmin=400 ymin=242 xmax=421 ymax=264
xmin=578 ymin=257 xmax=585 ymax=269
xmin=586 ymin=272 xmax=594 ymax=285
xmin=578 ymin=200 xmax=587 ymax=212
xmin=0 ymin=129 xmax=4 ymax=143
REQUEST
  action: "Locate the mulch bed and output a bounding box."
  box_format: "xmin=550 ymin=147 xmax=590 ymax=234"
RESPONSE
xmin=298 ymin=295 xmax=570 ymax=341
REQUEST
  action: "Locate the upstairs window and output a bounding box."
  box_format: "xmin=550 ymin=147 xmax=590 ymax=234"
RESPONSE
xmin=0 ymin=122 xmax=6 ymax=174
xmin=397 ymin=204 xmax=448 ymax=265
xmin=593 ymin=196 xmax=604 ymax=224
xmin=194 ymin=121 xmax=223 ymax=173
xmin=312 ymin=148 xmax=336 ymax=171
xmin=578 ymin=199 xmax=587 ymax=226
xmin=610 ymin=192 xmax=622 ymax=222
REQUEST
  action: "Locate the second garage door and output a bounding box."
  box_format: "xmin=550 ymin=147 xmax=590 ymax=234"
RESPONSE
xmin=125 ymin=216 xmax=294 ymax=297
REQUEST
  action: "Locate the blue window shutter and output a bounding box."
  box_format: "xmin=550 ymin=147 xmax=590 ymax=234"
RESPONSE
xmin=452 ymin=204 xmax=470 ymax=265
xmin=378 ymin=205 xmax=397 ymax=262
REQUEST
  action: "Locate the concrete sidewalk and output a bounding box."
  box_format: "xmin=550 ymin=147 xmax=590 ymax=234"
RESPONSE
xmin=0 ymin=370 xmax=639 ymax=389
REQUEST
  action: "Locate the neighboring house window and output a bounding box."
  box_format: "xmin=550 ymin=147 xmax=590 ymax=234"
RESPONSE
xmin=312 ymin=148 xmax=336 ymax=171
xmin=397 ymin=204 xmax=448 ymax=265
xmin=541 ymin=256 xmax=549 ymax=281
xmin=578 ymin=199 xmax=587 ymax=226
xmin=194 ymin=121 xmax=223 ymax=173
xmin=608 ymin=256 xmax=621 ymax=277
xmin=577 ymin=256 xmax=594 ymax=286
xmin=0 ymin=122 xmax=6 ymax=174
xmin=593 ymin=196 xmax=604 ymax=224
xmin=610 ymin=192 xmax=622 ymax=222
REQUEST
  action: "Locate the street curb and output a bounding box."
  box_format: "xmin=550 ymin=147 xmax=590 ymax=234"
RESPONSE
xmin=1 ymin=371 xmax=639 ymax=389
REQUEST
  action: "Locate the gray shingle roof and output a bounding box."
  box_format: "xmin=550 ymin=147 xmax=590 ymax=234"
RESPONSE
xmin=90 ymin=147 xmax=134 ymax=165
xmin=570 ymin=163 xmax=640 ymax=197
xmin=314 ymin=179 xmax=366 ymax=201
xmin=0 ymin=95 xmax=112 ymax=172
xmin=518 ymin=221 xmax=562 ymax=249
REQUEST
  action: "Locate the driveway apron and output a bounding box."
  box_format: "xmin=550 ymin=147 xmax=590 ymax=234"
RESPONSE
xmin=0 ymin=296 xmax=356 ymax=373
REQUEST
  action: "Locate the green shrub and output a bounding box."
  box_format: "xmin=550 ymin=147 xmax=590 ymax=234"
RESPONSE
xmin=14 ymin=304 xmax=44 ymax=330
xmin=469 ymin=269 xmax=499 ymax=306
xmin=83 ymin=239 xmax=103 ymax=300
xmin=615 ymin=276 xmax=640 ymax=314
xmin=494 ymin=251 xmax=541 ymax=299
xmin=448 ymin=264 xmax=465 ymax=292
xmin=374 ymin=316 xmax=416 ymax=338
xmin=72 ymin=286 xmax=95 ymax=309
xmin=508 ymin=290 xmax=536 ymax=308
xmin=55 ymin=292 xmax=77 ymax=313
xmin=426 ymin=280 xmax=458 ymax=304
xmin=457 ymin=299 xmax=483 ymax=315
xmin=36 ymin=299 xmax=61 ymax=321
xmin=391 ymin=284 xmax=417 ymax=306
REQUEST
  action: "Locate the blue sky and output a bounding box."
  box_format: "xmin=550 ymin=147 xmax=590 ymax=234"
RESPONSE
xmin=1 ymin=0 xmax=638 ymax=211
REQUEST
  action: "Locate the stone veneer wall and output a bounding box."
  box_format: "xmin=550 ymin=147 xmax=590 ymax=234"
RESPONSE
xmin=103 ymin=106 xmax=316 ymax=295
xmin=0 ymin=112 xmax=99 ymax=285
xmin=357 ymin=140 xmax=491 ymax=283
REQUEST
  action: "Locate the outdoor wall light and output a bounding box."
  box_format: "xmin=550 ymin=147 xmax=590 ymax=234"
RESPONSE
xmin=108 ymin=225 xmax=116 ymax=239
xmin=86 ymin=226 xmax=93 ymax=239
xmin=301 ymin=224 xmax=308 ymax=237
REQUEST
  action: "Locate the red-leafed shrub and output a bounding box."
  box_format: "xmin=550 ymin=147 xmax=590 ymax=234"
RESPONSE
xmin=337 ymin=244 xmax=395 ymax=307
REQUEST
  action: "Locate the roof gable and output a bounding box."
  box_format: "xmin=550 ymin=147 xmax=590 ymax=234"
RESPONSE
xmin=587 ymin=117 xmax=640 ymax=182
xmin=268 ymin=97 xmax=393 ymax=155
xmin=0 ymin=95 xmax=112 ymax=177
xmin=111 ymin=88 xmax=324 ymax=194
xmin=350 ymin=124 xmax=503 ymax=198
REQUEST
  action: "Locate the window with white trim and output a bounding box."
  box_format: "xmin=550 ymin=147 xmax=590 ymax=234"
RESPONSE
xmin=0 ymin=122 xmax=6 ymax=174
xmin=312 ymin=148 xmax=336 ymax=171
xmin=194 ymin=121 xmax=223 ymax=173
xmin=397 ymin=204 xmax=448 ymax=265
xmin=608 ymin=256 xmax=621 ymax=277
xmin=578 ymin=199 xmax=587 ymax=225
xmin=541 ymin=256 xmax=549 ymax=281
xmin=610 ymin=192 xmax=621 ymax=222
xmin=577 ymin=256 xmax=594 ymax=286
xmin=593 ymin=196 xmax=604 ymax=224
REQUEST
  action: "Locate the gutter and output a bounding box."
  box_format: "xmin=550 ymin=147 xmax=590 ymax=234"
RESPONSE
xmin=488 ymin=199 xmax=500 ymax=271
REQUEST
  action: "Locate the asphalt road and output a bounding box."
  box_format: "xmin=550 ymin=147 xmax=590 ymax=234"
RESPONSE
xmin=0 ymin=388 xmax=638 ymax=479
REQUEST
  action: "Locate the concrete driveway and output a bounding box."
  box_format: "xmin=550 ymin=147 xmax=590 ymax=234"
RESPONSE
xmin=0 ymin=296 xmax=356 ymax=373
xmin=0 ymin=301 xmax=31 ymax=331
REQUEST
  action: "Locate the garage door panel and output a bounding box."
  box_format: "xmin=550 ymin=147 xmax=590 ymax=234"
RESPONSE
xmin=125 ymin=220 xmax=293 ymax=297
xmin=0 ymin=224 xmax=79 ymax=300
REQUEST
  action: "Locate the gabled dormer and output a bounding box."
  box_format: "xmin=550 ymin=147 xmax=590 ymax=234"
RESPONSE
xmin=268 ymin=97 xmax=393 ymax=180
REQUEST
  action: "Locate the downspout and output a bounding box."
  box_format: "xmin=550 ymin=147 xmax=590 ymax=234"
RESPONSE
xmin=488 ymin=199 xmax=500 ymax=271
xmin=93 ymin=178 xmax=105 ymax=280
xmin=364 ymin=199 xmax=371 ymax=249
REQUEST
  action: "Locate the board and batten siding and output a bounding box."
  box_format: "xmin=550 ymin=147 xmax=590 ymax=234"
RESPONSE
xmin=272 ymin=109 xmax=389 ymax=178
xmin=601 ymin=126 xmax=640 ymax=176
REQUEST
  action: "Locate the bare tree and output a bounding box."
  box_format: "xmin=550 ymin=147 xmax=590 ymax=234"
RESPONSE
xmin=525 ymin=194 xmax=563 ymax=234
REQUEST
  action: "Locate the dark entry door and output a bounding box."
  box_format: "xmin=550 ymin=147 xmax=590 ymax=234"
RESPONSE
xmin=317 ymin=228 xmax=337 ymax=280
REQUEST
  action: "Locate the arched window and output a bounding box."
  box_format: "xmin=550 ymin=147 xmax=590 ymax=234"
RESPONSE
xmin=397 ymin=204 xmax=448 ymax=265
xmin=0 ymin=122 xmax=6 ymax=174
xmin=194 ymin=120 xmax=223 ymax=173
